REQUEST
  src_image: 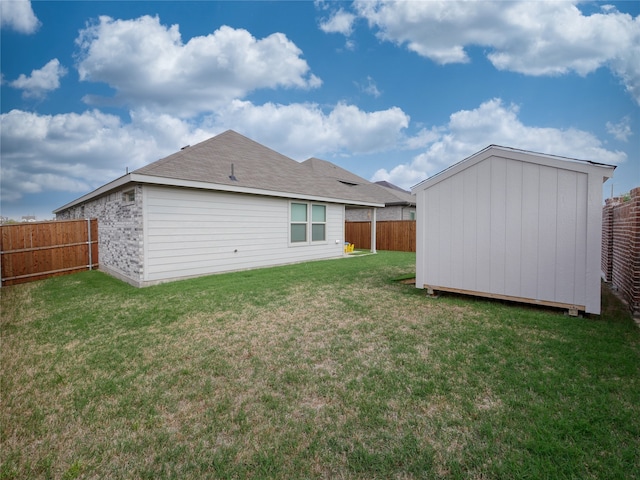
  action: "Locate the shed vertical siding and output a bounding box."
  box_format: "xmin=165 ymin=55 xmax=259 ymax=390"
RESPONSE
xmin=475 ymin=159 xmax=492 ymax=294
xmin=537 ymin=166 xmax=559 ymax=303
xmin=461 ymin=166 xmax=477 ymax=291
xmin=520 ymin=162 xmax=540 ymax=298
xmin=416 ymin=154 xmax=602 ymax=312
xmin=450 ymin=172 xmax=465 ymax=289
xmin=142 ymin=186 xmax=344 ymax=284
xmin=504 ymin=160 xmax=523 ymax=297
xmin=585 ymin=172 xmax=605 ymax=314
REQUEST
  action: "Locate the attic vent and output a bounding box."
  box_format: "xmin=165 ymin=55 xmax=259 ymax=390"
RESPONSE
xmin=180 ymin=145 xmax=190 ymax=150
xmin=229 ymin=163 xmax=238 ymax=181
xmin=339 ymin=180 xmax=358 ymax=187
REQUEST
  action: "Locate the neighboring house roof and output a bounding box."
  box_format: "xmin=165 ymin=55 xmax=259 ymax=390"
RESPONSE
xmin=54 ymin=130 xmax=384 ymax=213
xmin=302 ymin=157 xmax=415 ymax=207
xmin=375 ymin=180 xmax=407 ymax=193
xmin=412 ymin=144 xmax=616 ymax=193
xmin=373 ymin=182 xmax=415 ymax=207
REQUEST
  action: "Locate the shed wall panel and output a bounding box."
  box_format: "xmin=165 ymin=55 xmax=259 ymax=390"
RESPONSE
xmin=504 ymin=160 xmax=523 ymax=297
xmin=438 ymin=179 xmax=453 ymax=287
xmin=416 ymin=152 xmax=600 ymax=312
xmin=451 ymin=173 xmax=465 ymax=288
xmin=556 ymin=169 xmax=579 ymax=303
xmin=461 ymin=166 xmax=477 ymax=291
xmin=475 ymin=159 xmax=492 ymax=293
xmin=415 ymin=189 xmax=426 ymax=289
xmin=490 ymin=157 xmax=507 ymax=295
xmin=520 ymin=162 xmax=540 ymax=299
xmin=537 ymin=166 xmax=559 ymax=302
xmin=573 ymin=175 xmax=588 ymax=305
xmin=424 ymin=186 xmax=440 ymax=285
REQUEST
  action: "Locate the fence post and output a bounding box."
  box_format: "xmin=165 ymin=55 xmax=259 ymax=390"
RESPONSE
xmin=87 ymin=218 xmax=93 ymax=270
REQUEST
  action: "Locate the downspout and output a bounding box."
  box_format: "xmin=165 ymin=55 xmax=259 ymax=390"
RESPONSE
xmin=371 ymin=207 xmax=377 ymax=254
xmin=87 ymin=218 xmax=93 ymax=270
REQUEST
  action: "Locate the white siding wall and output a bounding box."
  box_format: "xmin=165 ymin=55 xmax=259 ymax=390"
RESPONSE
xmin=418 ymin=156 xmax=592 ymax=311
xmin=142 ymin=186 xmax=345 ymax=284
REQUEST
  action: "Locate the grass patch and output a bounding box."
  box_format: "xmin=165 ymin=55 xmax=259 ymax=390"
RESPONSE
xmin=2 ymin=252 xmax=639 ymax=479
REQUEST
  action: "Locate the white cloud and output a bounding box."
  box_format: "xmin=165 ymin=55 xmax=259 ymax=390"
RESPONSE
xmin=372 ymin=98 xmax=627 ymax=190
xmin=319 ymin=8 xmax=356 ymax=35
xmin=609 ymin=29 xmax=640 ymax=104
xmin=10 ymin=59 xmax=67 ymax=98
xmin=9 ymin=96 xmax=622 ymax=208
xmin=213 ymin=100 xmax=409 ymax=158
xmin=354 ymin=0 xmax=640 ymax=104
xmin=0 ymin=108 xmax=216 ymax=203
xmin=356 ymin=76 xmax=381 ymax=98
xmin=0 ymin=100 xmax=409 ymax=203
xmin=606 ymin=116 xmax=633 ymax=142
xmin=75 ymin=15 xmax=322 ymax=117
xmin=0 ymin=0 xmax=40 ymax=34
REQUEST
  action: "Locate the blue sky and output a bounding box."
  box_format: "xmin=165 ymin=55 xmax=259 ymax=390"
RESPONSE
xmin=1 ymin=0 xmax=638 ymax=220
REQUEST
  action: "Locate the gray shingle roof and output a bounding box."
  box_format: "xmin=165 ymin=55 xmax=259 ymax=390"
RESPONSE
xmin=302 ymin=157 xmax=415 ymax=207
xmin=134 ymin=130 xmax=382 ymax=205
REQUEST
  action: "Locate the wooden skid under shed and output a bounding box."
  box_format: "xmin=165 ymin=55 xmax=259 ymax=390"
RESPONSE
xmin=424 ymin=284 xmax=584 ymax=315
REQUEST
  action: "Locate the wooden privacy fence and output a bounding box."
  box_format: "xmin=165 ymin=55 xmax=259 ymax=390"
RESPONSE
xmin=1 ymin=219 xmax=98 ymax=286
xmin=345 ymin=220 xmax=416 ymax=252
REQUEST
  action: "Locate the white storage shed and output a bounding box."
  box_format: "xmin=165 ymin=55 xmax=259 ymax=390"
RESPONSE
xmin=411 ymin=146 xmax=615 ymax=314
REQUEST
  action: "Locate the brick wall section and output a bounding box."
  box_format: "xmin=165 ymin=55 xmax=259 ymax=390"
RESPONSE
xmin=346 ymin=206 xmax=416 ymax=221
xmin=56 ymin=185 xmax=144 ymax=284
xmin=602 ymin=187 xmax=640 ymax=316
xmin=602 ymin=198 xmax=614 ymax=281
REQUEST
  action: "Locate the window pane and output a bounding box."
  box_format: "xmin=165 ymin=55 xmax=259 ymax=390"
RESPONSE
xmin=312 ymin=205 xmax=326 ymax=222
xmin=312 ymin=224 xmax=325 ymax=241
xmin=291 ymin=203 xmax=307 ymax=222
xmin=291 ymin=224 xmax=307 ymax=242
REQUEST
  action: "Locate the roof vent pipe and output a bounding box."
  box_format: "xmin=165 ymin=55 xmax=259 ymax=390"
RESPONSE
xmin=229 ymin=163 xmax=238 ymax=181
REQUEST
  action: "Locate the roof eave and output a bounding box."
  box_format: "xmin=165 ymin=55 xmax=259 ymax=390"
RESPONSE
xmin=54 ymin=173 xmax=385 ymax=213
xmin=53 ymin=173 xmax=133 ymax=213
xmin=411 ymin=145 xmax=617 ymax=194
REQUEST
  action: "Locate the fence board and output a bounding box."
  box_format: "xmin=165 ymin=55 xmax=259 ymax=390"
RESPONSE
xmin=1 ymin=219 xmax=98 ymax=286
xmin=345 ymin=220 xmax=416 ymax=252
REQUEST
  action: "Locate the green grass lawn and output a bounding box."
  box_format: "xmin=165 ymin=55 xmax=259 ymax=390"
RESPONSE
xmin=2 ymin=251 xmax=639 ymax=479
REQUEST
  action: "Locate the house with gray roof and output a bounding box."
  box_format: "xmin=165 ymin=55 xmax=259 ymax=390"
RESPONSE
xmin=301 ymin=158 xmax=416 ymax=221
xmin=54 ymin=130 xmax=383 ymax=287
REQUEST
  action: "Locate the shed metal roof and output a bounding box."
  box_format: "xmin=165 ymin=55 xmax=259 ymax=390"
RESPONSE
xmin=411 ymin=145 xmax=616 ymax=193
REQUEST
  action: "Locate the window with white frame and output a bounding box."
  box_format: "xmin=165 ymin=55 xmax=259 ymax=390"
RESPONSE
xmin=290 ymin=202 xmax=327 ymax=244
xmin=290 ymin=202 xmax=308 ymax=243
xmin=311 ymin=204 xmax=326 ymax=241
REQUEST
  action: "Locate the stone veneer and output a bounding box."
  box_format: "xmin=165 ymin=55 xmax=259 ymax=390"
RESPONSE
xmin=56 ymin=185 xmax=144 ymax=286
